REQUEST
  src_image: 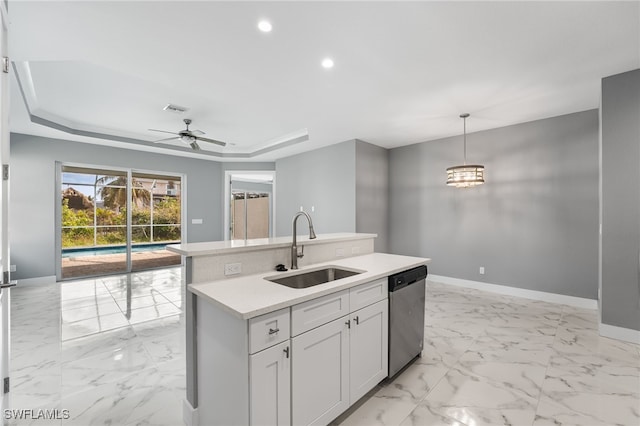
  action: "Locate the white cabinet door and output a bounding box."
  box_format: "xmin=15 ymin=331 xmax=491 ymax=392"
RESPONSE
xmin=349 ymin=299 xmax=388 ymax=403
xmin=250 ymin=340 xmax=291 ymax=426
xmin=292 ymin=316 xmax=349 ymax=426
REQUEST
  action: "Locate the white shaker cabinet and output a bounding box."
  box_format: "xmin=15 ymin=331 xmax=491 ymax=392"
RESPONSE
xmin=250 ymin=340 xmax=291 ymax=426
xmin=196 ymin=278 xmax=390 ymax=426
xmin=349 ymin=299 xmax=388 ymax=403
xmin=292 ymin=315 xmax=350 ymax=426
xmin=291 ymin=280 xmax=388 ymax=426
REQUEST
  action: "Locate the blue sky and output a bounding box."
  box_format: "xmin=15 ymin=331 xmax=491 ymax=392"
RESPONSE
xmin=61 ymin=172 xmax=115 ymax=200
xmin=62 ymin=173 xmax=96 ymax=185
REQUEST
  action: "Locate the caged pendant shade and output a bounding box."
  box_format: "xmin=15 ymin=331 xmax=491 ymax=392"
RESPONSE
xmin=446 ymin=113 xmax=485 ymax=188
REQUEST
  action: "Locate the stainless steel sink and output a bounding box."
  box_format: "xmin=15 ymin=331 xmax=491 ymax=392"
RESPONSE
xmin=265 ymin=266 xmax=363 ymax=289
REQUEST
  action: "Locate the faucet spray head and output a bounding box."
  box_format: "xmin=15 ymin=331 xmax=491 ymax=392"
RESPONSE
xmin=309 ymin=226 xmax=317 ymax=240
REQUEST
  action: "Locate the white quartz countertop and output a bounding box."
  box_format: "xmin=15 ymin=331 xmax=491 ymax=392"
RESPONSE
xmin=189 ymin=252 xmax=431 ymax=320
xmin=167 ymin=233 xmax=378 ymax=256
xmin=166 ymin=233 xmax=377 ymax=257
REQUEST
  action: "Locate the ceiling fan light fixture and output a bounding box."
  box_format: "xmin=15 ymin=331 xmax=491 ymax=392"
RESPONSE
xmin=149 ymin=118 xmax=227 ymax=150
xmin=446 ymin=113 xmax=485 ymax=188
xmin=180 ymin=134 xmax=195 ymax=144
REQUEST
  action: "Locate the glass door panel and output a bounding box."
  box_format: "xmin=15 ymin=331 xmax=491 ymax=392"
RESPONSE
xmin=61 ymin=167 xmax=128 ymax=279
xmin=231 ymin=191 xmax=270 ymax=240
xmin=130 ymin=173 xmax=181 ymax=272
xmin=231 ymin=191 xmax=245 ymax=240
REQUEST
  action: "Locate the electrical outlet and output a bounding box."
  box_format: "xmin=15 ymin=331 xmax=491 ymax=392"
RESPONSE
xmin=224 ymin=263 xmax=242 ymax=276
xmin=351 ymin=246 xmax=360 ymax=254
xmin=191 ymin=218 xmax=203 ymax=224
xmin=479 ymin=266 xmax=485 ymax=275
xmin=311 ymin=206 xmax=315 ymax=212
xmin=335 ymin=248 xmax=345 ymax=257
xmin=299 ymin=206 xmax=304 ymax=211
xmin=9 ymin=265 xmax=16 ymax=273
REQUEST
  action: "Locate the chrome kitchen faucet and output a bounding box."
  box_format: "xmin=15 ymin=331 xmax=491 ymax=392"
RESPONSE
xmin=291 ymin=211 xmax=317 ymax=269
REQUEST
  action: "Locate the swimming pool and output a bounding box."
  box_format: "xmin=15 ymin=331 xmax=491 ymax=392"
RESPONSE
xmin=62 ymin=243 xmax=176 ymax=258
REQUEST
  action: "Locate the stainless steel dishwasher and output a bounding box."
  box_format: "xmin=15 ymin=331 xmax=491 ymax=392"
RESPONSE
xmin=388 ymin=265 xmax=427 ymax=378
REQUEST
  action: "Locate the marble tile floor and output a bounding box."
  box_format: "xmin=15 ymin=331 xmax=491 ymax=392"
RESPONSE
xmin=10 ymin=267 xmax=186 ymax=426
xmin=9 ymin=271 xmax=640 ymax=426
xmin=336 ymin=282 xmax=640 ymax=426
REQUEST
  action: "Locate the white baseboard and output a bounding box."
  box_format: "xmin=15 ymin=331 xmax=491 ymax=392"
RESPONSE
xmin=14 ymin=275 xmax=56 ymax=287
xmin=429 ymin=274 xmax=598 ymax=310
xmin=183 ymin=398 xmax=198 ymax=426
xmin=599 ymin=323 xmax=640 ymax=344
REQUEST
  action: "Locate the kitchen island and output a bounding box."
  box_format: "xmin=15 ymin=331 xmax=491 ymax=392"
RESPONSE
xmin=168 ymin=234 xmax=430 ymax=426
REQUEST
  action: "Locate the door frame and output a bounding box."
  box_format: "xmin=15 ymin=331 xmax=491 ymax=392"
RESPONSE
xmin=55 ymin=161 xmax=186 ymax=280
xmin=0 ymin=0 xmax=9 ymax=413
xmin=223 ymin=170 xmax=276 ymax=240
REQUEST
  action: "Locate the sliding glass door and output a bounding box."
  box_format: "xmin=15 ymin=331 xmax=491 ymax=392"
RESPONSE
xmin=59 ymin=165 xmax=182 ymax=280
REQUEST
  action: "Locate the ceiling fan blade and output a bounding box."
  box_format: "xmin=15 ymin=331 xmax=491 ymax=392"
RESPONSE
xmin=195 ymin=136 xmax=227 ymax=147
xmin=190 ymin=129 xmax=205 ymax=136
xmin=148 ymin=129 xmax=179 ymax=135
xmin=154 ymin=136 xmax=180 ymax=143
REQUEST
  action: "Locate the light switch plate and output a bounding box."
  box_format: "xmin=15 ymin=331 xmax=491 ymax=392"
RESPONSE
xmin=191 ymin=219 xmax=203 ymax=224
xmin=335 ymin=248 xmax=345 ymax=257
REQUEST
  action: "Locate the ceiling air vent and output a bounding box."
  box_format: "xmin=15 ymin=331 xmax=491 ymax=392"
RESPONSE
xmin=163 ymin=104 xmax=189 ymax=114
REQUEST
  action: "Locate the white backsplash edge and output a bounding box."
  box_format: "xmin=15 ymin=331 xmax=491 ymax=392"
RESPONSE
xmin=190 ymin=238 xmax=375 ymax=284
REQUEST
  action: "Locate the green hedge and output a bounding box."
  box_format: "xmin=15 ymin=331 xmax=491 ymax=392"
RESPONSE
xmin=62 ymin=198 xmax=181 ymax=247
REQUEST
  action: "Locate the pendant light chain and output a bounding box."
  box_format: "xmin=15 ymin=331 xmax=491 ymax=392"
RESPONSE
xmin=463 ymin=115 xmax=467 ymax=166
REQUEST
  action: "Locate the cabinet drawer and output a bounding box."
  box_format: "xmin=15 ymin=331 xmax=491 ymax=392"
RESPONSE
xmin=291 ymin=290 xmax=349 ymax=336
xmin=249 ymin=308 xmax=290 ymax=354
xmin=349 ymin=279 xmax=387 ymax=312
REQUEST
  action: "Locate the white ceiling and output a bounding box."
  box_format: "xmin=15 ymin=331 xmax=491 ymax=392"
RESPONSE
xmin=9 ymin=1 xmax=640 ymax=162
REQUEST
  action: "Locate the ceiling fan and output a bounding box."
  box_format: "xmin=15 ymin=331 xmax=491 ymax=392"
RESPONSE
xmin=149 ymin=118 xmax=227 ymax=151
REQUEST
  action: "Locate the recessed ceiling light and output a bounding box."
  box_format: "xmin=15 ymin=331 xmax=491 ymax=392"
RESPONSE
xmin=258 ymin=20 xmax=272 ymax=33
xmin=321 ymin=58 xmax=334 ymax=69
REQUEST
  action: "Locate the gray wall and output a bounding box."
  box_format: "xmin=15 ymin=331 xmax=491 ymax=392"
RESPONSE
xmin=10 ymin=133 xmax=272 ymax=280
xmin=275 ymin=141 xmax=356 ymax=236
xmin=355 ymin=140 xmax=389 ymax=253
xmin=600 ymin=69 xmax=640 ymax=331
xmin=389 ymin=110 xmax=599 ymax=299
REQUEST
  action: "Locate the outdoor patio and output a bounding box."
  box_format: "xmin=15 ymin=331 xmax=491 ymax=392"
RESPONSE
xmin=62 ymin=249 xmax=181 ymax=279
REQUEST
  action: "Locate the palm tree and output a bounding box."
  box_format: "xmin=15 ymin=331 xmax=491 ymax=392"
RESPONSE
xmin=97 ymin=176 xmax=150 ymax=211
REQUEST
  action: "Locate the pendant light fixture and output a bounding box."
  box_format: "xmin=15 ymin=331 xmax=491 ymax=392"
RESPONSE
xmin=446 ymin=113 xmax=485 ymax=188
